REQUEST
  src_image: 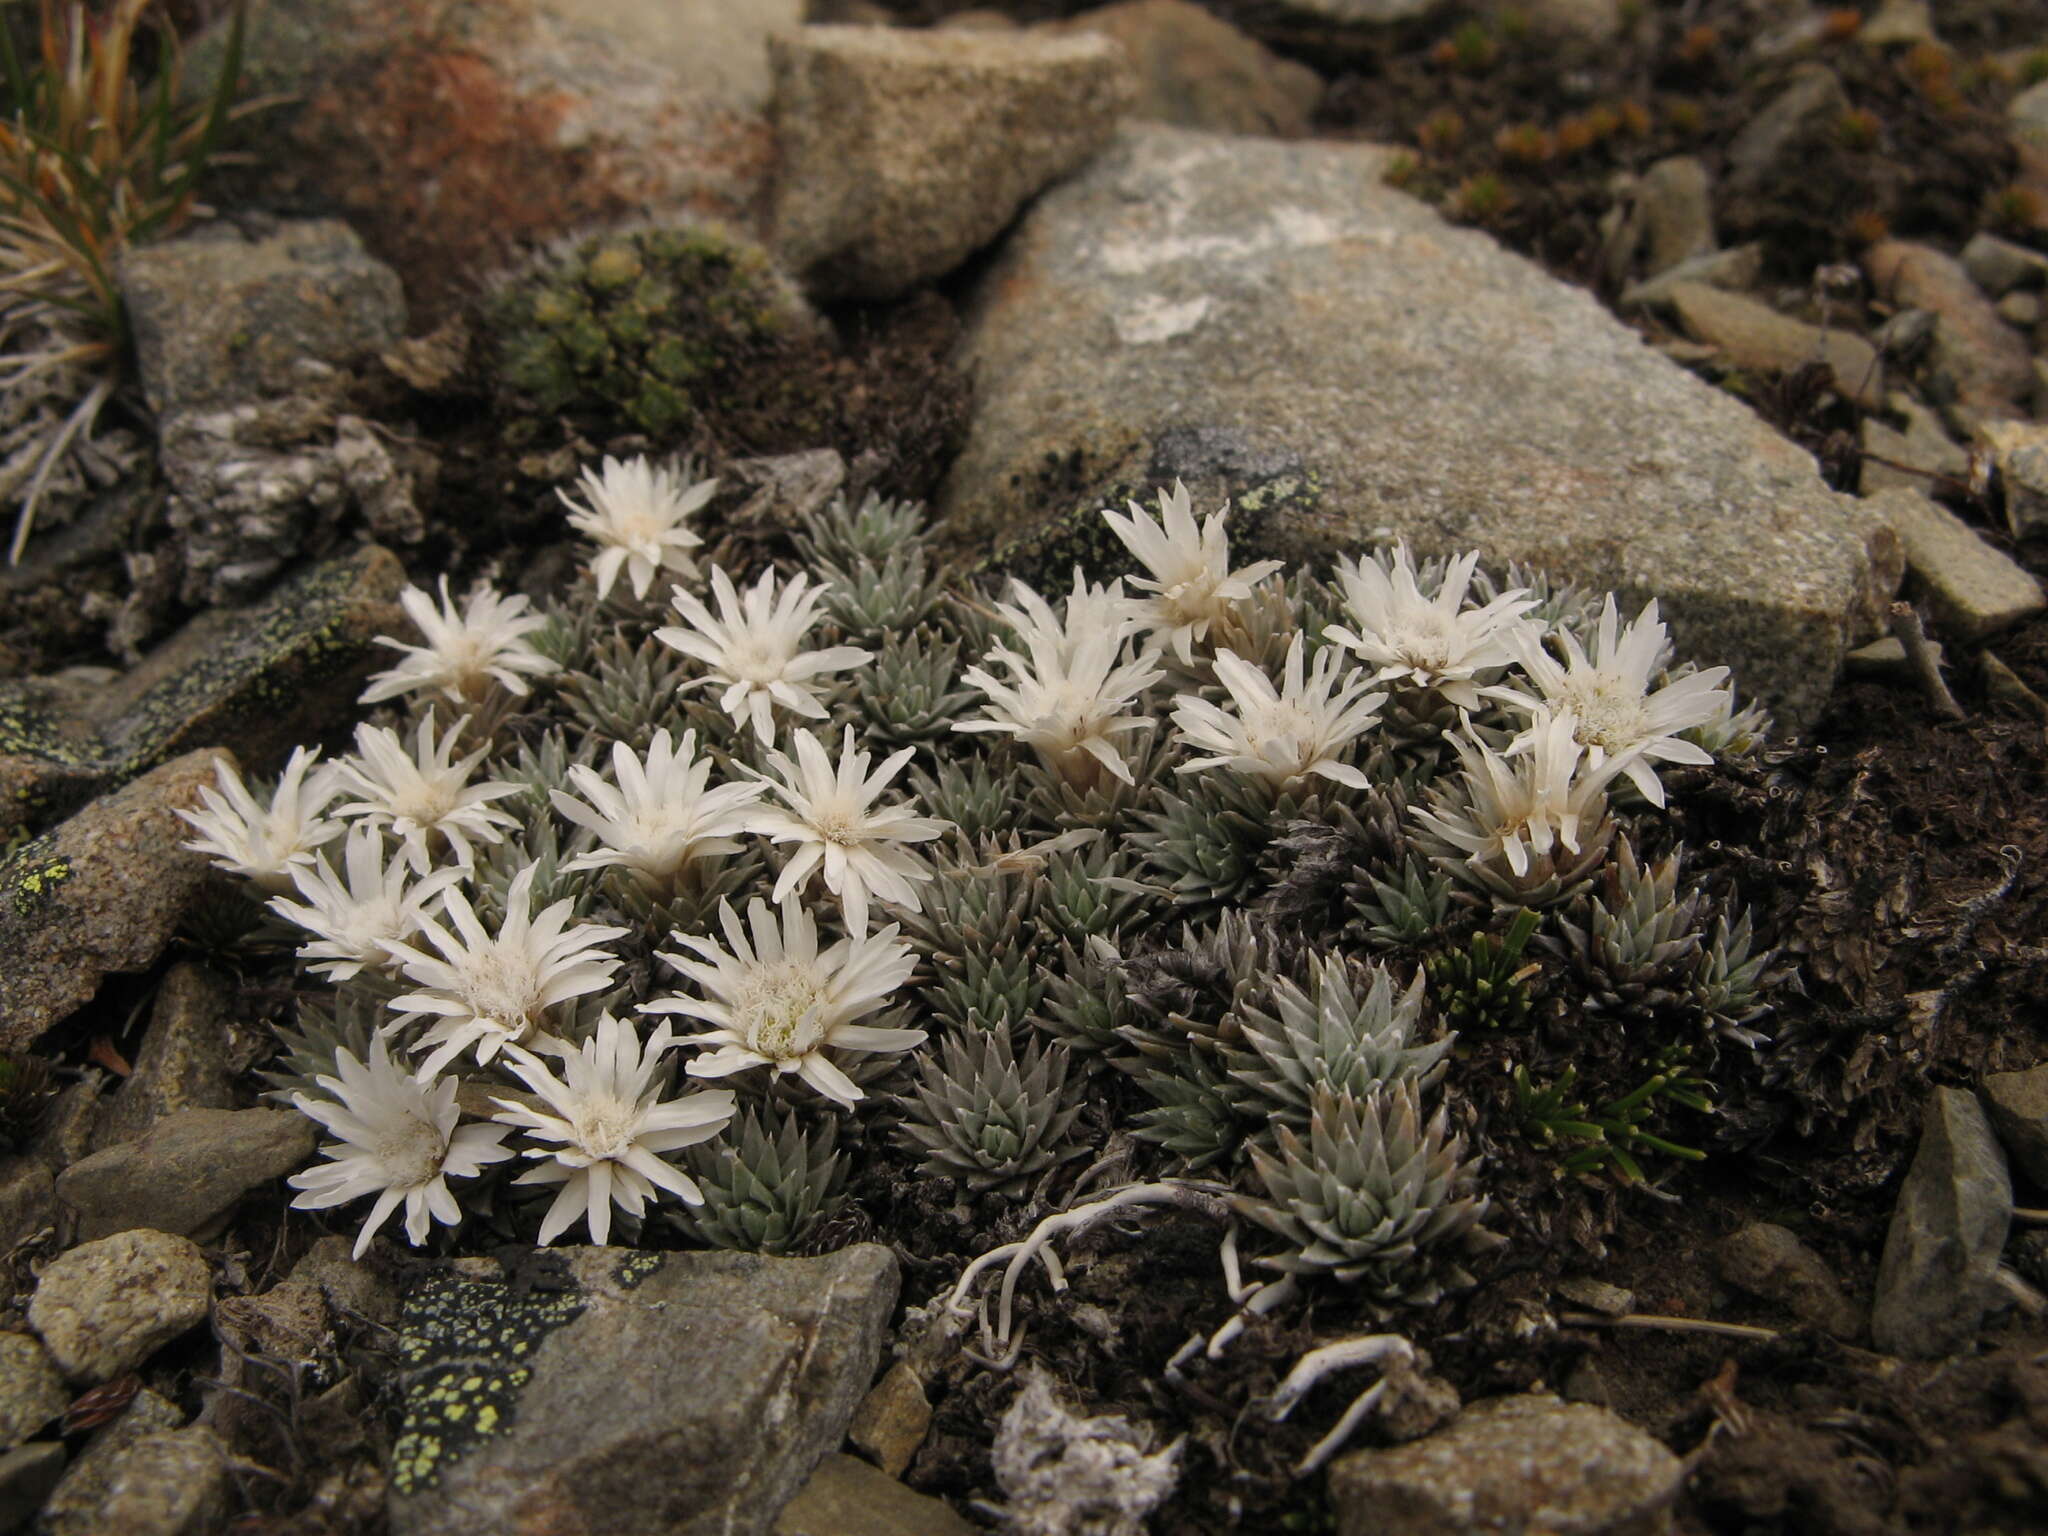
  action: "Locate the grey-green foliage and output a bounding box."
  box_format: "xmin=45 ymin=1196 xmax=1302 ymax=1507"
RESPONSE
xmin=1694 ymin=904 xmax=1773 ymax=1042
xmin=1034 ymin=837 xmax=1148 ymax=944
xmin=904 ymin=844 xmax=1036 ymax=957
xmin=1131 ymin=1049 xmax=1243 ymax=1171
xmin=1352 ymin=856 xmax=1456 ymax=950
xmin=680 ymin=1102 xmax=847 ymax=1255
xmin=490 ymin=727 xmax=594 ymax=821
xmin=926 ymin=945 xmax=1043 ymax=1036
xmin=897 ymin=1029 xmax=1087 ymax=1195
xmin=1233 ymin=957 xmax=1452 ymax=1132
xmin=471 ymin=813 xmax=597 ymax=929
xmin=1033 ymin=937 xmax=1130 ymax=1058
xmin=817 ymin=547 xmax=947 ymax=639
xmin=561 ymin=631 xmax=693 ymax=753
xmin=854 ymin=628 xmax=976 ymax=745
xmin=259 ymin=978 xmax=394 ymax=1105
xmin=1238 ymin=1081 xmax=1494 ymax=1306
xmin=1550 ymin=840 xmax=1705 ymax=1015
xmin=795 ymin=490 xmax=928 ymax=569
xmin=912 ymin=753 xmax=1019 ymax=841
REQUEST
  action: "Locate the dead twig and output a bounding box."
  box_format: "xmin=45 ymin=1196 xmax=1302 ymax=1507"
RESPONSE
xmin=1888 ymin=602 xmax=1965 ymax=721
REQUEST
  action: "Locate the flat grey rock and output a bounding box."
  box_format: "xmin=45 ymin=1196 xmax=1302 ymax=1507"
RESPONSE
xmin=57 ymin=1108 xmax=315 ymax=1243
xmin=1328 ymin=1392 xmax=1684 ymax=1536
xmin=92 ymin=964 xmax=243 ymax=1151
xmin=38 ymin=1387 xmax=185 ymax=1536
xmin=120 ymin=219 xmax=405 ymax=417
xmin=0 ymin=1332 xmax=67 ymax=1449
xmin=27 ymin=1231 xmax=211 ymax=1386
xmin=1870 ymin=1086 xmax=2012 ymax=1357
xmin=387 ymin=1245 xmax=899 ymax=1536
xmin=1868 ymin=488 xmax=2045 ymax=642
xmin=0 ymin=751 xmax=231 ymax=1049
xmin=937 ymin=125 xmax=1901 ymax=731
xmin=1713 ymin=1221 xmax=1862 ymax=1339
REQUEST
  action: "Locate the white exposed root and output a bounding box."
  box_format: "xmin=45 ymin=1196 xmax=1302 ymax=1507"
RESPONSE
xmin=946 ymin=1179 xmax=1235 ymax=1361
xmin=1267 ymin=1333 xmax=1417 ymax=1475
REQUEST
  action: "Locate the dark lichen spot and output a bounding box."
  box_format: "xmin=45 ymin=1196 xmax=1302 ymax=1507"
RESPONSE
xmin=612 ymin=1251 xmax=663 ymax=1291
xmin=2 ymin=834 xmax=73 ymax=918
xmin=388 ymin=1267 xmax=588 ymax=1496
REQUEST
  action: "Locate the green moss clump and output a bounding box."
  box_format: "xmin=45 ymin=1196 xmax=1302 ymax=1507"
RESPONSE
xmin=485 ymin=221 xmax=828 ymax=446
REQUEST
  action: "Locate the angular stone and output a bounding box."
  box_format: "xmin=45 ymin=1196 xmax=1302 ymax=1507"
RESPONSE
xmin=1867 ymin=488 xmax=2045 ymax=641
xmin=1865 ymin=240 xmax=2035 ymax=428
xmin=0 ymin=1159 xmax=56 ymax=1260
xmin=1860 ymin=0 xmax=1936 ymax=48
xmin=1636 ymin=156 xmax=1714 ymax=278
xmin=1962 ymin=233 xmax=2048 ymax=299
xmin=938 ymin=126 xmax=1902 ymax=731
xmin=0 ymin=1441 xmax=63 ymax=1528
xmin=188 ymin=0 xmax=785 ymax=325
xmin=1725 ymin=67 xmax=1848 ymax=201
xmin=1044 ymin=0 xmax=1324 ymax=138
xmin=1980 ymin=418 xmax=2048 ymax=538
xmin=0 ymin=1333 xmax=68 ymax=1449
xmin=92 ymin=965 xmax=241 ymax=1151
xmin=57 ymin=1108 xmax=316 ymax=1243
xmin=28 ymin=1230 xmax=211 ymax=1385
xmin=386 ymin=1245 xmax=900 ymax=1536
xmin=1860 ymin=396 xmax=1969 ymax=497
xmin=83 ymin=1427 xmax=230 ymax=1536
xmin=1713 ymin=1222 xmax=1862 ymax=1339
xmin=0 ymin=751 xmax=231 ymax=1049
xmin=37 ymin=1387 xmax=183 ymax=1536
xmin=1328 ymin=1393 xmax=1685 ymax=1536
xmin=120 ymin=220 xmax=406 ymax=417
xmin=1871 ymin=1087 xmax=2012 ymax=1357
xmin=1667 ymin=282 xmax=1885 ymax=409
xmin=1981 ymin=1065 xmax=2048 ymax=1189
xmin=1619 ymin=242 xmax=1762 ymax=311
xmin=768 ymin=25 xmax=1133 ymax=300
xmin=775 ymin=1453 xmax=975 ymax=1536
xmin=847 ymin=1360 xmax=933 ymax=1478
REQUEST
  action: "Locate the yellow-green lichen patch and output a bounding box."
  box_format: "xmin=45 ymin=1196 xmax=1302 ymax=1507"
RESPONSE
xmin=2 ymin=833 xmax=73 ymax=919
xmin=612 ymin=1251 xmax=664 ymax=1291
xmin=388 ymin=1269 xmax=588 ymax=1496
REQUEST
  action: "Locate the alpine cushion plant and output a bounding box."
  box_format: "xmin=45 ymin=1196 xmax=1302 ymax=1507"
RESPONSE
xmin=228 ymin=462 xmax=1784 ymax=1472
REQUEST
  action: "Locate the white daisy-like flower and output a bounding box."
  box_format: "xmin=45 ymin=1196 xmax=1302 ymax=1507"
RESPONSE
xmin=359 ymin=576 xmax=560 ymax=708
xmin=384 ymin=864 xmax=630 ymax=1077
xmin=745 ymin=725 xmax=950 ymax=936
xmin=647 ymin=895 xmax=924 ymax=1108
xmin=1101 ymin=480 xmax=1283 ymax=664
xmin=988 ymin=568 xmax=1146 ymax=669
xmin=1326 ymin=545 xmax=1537 ymax=710
xmin=654 ymin=565 xmax=873 ymax=745
xmin=1412 ymin=708 xmax=1638 ymax=878
xmin=1490 ymin=596 xmax=1733 ymax=808
xmin=287 ymin=1034 xmax=515 ymax=1259
xmin=552 ymin=728 xmax=765 ymax=890
xmin=954 ymin=586 xmax=1166 ymax=789
xmin=331 ymin=715 xmax=522 ymax=874
xmin=491 ymin=1013 xmax=736 ymax=1245
xmin=269 ymin=821 xmax=467 ymax=981
xmin=558 ymin=455 xmax=714 ymax=601
xmin=1172 ymin=635 xmax=1386 ymax=791
xmin=178 ymin=745 xmax=345 ymax=895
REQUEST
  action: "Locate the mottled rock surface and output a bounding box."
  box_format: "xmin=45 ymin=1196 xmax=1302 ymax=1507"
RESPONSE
xmin=1869 ymin=488 xmax=2045 ymax=641
xmin=0 ymin=1332 xmax=68 ymax=1448
xmin=120 ymin=220 xmax=405 ymax=417
xmin=769 ymin=25 xmax=1132 ymax=300
xmin=1328 ymin=1393 xmax=1684 ymax=1536
xmin=1865 ymin=240 xmax=2035 ymax=429
xmin=773 ymin=1453 xmax=977 ymax=1536
xmin=0 ymin=751 xmax=229 ymax=1048
xmin=1982 ymin=1064 xmax=2048 ymax=1188
xmin=38 ymin=1387 xmax=185 ymax=1536
xmin=938 ymin=125 xmax=1901 ymax=731
xmin=27 ymin=1231 xmax=211 ymax=1385
xmin=386 ymin=1245 xmax=899 ymax=1536
xmin=847 ymin=1360 xmax=933 ymax=1478
xmin=92 ymin=964 xmax=244 ymax=1151
xmin=1871 ymin=1086 xmax=2012 ymax=1357
xmin=191 ymin=0 xmax=789 ymax=323
xmin=1044 ymin=0 xmax=1324 ymax=137
xmin=1667 ymin=281 xmax=1884 ymax=409
xmin=58 ymin=1108 xmax=314 ymax=1243
xmin=1713 ymin=1222 xmax=1863 ymax=1339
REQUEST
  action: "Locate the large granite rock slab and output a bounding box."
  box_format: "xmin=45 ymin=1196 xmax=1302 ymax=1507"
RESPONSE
xmin=387 ymin=1245 xmax=899 ymax=1536
xmin=936 ymin=125 xmax=1902 ymax=732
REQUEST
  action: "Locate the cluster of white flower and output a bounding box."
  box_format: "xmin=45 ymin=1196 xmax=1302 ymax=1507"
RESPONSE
xmin=202 ymin=456 xmax=1753 ymax=1266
